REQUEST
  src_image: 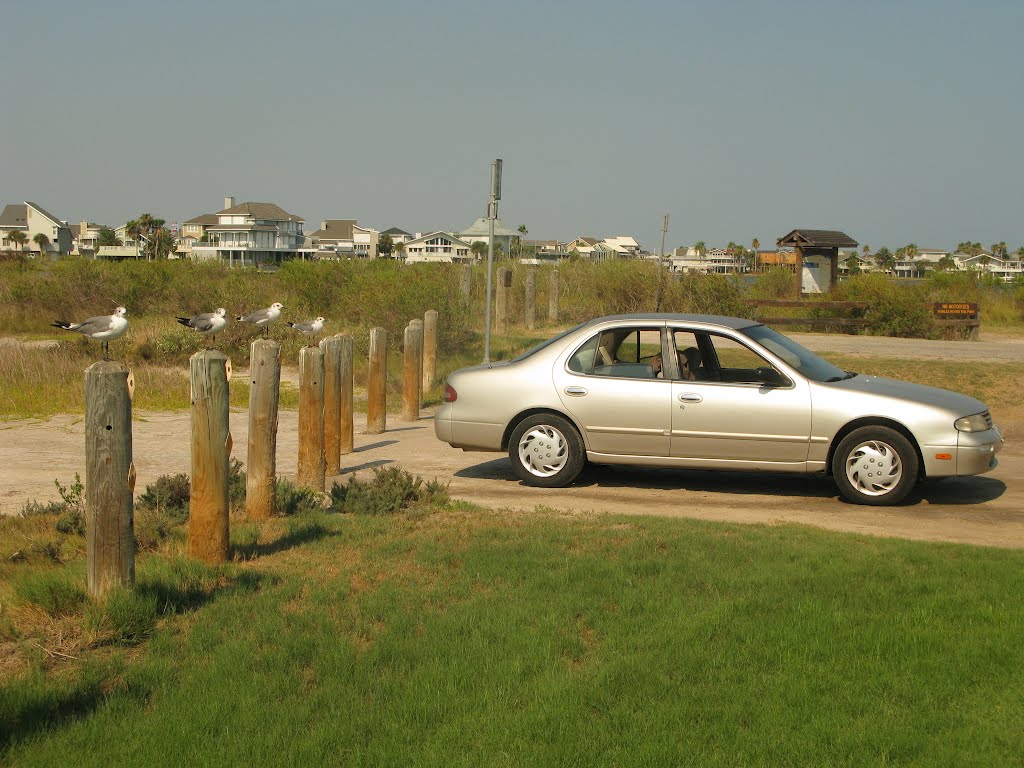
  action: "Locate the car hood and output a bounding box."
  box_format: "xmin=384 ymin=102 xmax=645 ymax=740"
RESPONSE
xmin=827 ymin=374 xmax=987 ymax=415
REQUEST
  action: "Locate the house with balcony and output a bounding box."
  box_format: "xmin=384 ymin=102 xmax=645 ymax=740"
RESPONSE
xmin=308 ymin=219 xmax=380 ymax=258
xmin=601 ymin=235 xmax=642 ymax=258
xmin=189 ymin=197 xmax=312 ymax=265
xmin=668 ymin=246 xmax=744 ymax=274
xmin=402 ymin=232 xmax=472 ymax=264
xmin=176 ymin=213 xmax=219 ymax=257
xmin=958 ymin=252 xmax=1024 ymax=282
xmin=0 ymin=201 xmax=72 ymax=257
xmin=69 ymin=221 xmax=109 ymax=256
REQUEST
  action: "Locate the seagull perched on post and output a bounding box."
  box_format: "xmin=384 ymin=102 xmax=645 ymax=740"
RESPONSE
xmin=176 ymin=308 xmax=228 ymax=347
xmin=52 ymin=306 xmax=129 ymax=360
xmin=286 ymin=317 xmax=326 ymax=346
xmin=236 ymin=302 xmax=285 ymax=336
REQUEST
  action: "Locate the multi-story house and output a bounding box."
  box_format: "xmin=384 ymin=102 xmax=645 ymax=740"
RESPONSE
xmin=958 ymin=252 xmax=1024 ymax=282
xmin=668 ymin=246 xmax=743 ymax=274
xmin=402 ymin=232 xmax=472 ymax=264
xmin=601 ymin=235 xmax=642 ymax=258
xmin=189 ymin=197 xmax=310 ymax=265
xmin=459 ymin=217 xmax=519 ymax=254
xmin=0 ymin=201 xmax=72 ymax=256
xmin=308 ymin=219 xmax=380 ymax=258
xmin=176 ymin=213 xmax=219 ymax=257
xmin=70 ymin=221 xmax=108 ymax=256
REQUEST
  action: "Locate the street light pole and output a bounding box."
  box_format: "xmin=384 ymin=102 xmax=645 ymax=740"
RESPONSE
xmin=483 ymin=158 xmax=502 ymax=363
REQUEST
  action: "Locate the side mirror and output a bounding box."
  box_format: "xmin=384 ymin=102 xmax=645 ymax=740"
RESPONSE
xmin=755 ymin=366 xmax=787 ymax=387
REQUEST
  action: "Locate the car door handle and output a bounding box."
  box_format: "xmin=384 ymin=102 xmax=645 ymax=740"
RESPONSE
xmin=678 ymin=393 xmax=703 ymax=403
xmin=564 ymin=386 xmax=588 ymax=396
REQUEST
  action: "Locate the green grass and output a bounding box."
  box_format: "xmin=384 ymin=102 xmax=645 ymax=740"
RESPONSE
xmin=2 ymin=507 xmax=1023 ymax=765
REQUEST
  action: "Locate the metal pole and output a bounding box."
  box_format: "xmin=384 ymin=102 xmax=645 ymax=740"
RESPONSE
xmin=484 ymin=158 xmax=502 ymax=363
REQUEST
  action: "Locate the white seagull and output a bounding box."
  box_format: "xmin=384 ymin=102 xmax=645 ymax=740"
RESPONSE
xmin=236 ymin=302 xmax=285 ymax=336
xmin=52 ymin=306 xmax=129 ymax=360
xmin=176 ymin=307 xmax=228 ymax=347
xmin=287 ymin=317 xmax=326 ymax=345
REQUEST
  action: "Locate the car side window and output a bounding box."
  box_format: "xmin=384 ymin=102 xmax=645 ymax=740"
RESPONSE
xmin=705 ymin=334 xmax=775 ymax=385
xmin=567 ymin=328 xmax=662 ymax=379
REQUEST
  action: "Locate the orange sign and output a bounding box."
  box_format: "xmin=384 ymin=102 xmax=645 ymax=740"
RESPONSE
xmin=933 ymin=302 xmax=978 ymax=317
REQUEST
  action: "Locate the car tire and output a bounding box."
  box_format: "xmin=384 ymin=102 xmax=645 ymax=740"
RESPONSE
xmin=508 ymin=413 xmax=586 ymax=488
xmin=832 ymin=426 xmax=919 ymax=506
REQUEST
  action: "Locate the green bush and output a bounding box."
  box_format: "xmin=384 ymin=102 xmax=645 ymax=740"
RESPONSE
xmin=274 ymin=479 xmax=323 ymax=516
xmin=85 ymin=587 xmax=158 ymax=646
xmin=15 ymin=571 xmax=87 ymax=617
xmin=136 ymin=473 xmax=190 ymax=523
xmin=833 ymin=273 xmax=937 ymax=338
xmin=330 ymin=466 xmax=449 ymax=515
xmin=19 ymin=475 xmax=85 ymax=536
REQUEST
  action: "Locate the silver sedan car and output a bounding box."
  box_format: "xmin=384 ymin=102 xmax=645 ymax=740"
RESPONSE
xmin=434 ymin=314 xmax=1004 ymax=505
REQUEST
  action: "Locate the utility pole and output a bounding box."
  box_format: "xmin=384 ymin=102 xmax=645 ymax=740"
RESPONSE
xmin=659 ymin=213 xmax=669 ymax=261
xmin=484 ymin=158 xmax=502 ymax=363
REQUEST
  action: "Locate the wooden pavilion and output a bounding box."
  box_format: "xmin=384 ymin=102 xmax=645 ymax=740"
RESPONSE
xmin=776 ymin=229 xmax=858 ymax=296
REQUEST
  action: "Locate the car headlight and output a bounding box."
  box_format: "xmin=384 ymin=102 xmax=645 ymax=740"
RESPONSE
xmin=954 ymin=413 xmax=990 ymax=432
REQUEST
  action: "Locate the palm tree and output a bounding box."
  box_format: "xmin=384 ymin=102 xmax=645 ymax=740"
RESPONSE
xmin=990 ymin=242 xmax=1007 ymax=259
xmin=394 ymin=241 xmax=405 ymax=260
xmin=125 ymin=219 xmax=141 ymax=258
xmin=751 ymin=238 xmax=760 ymax=272
xmin=876 ymin=247 xmax=896 ymax=274
xmin=516 ymin=224 xmax=528 ymax=259
xmin=97 ymin=227 xmax=122 ymax=247
xmin=694 ymin=241 xmax=707 ymax=272
xmin=377 ymin=232 xmax=393 ymax=258
xmin=7 ymin=230 xmax=28 ymax=252
xmin=470 ymin=241 xmax=487 ymax=262
xmin=32 ymin=233 xmax=50 ymax=256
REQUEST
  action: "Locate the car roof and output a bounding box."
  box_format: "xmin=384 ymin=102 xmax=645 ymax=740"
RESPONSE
xmin=583 ymin=313 xmax=760 ymax=330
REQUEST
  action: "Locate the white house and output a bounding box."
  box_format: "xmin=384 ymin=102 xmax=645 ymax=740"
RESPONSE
xmin=402 ymin=232 xmax=472 ymax=264
xmin=0 ymin=202 xmax=72 ymax=256
xmin=459 ymin=217 xmax=520 ymax=254
xmin=668 ymin=246 xmax=743 ymax=274
xmin=601 ymin=235 xmax=642 ymax=257
xmin=190 ymin=197 xmax=312 ymax=265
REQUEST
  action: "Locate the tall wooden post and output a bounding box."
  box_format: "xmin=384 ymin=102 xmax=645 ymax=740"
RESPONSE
xmin=297 ymin=346 xmax=326 ymax=491
xmin=84 ymin=361 xmax=135 ymax=597
xmin=247 ymin=339 xmax=280 ymax=519
xmin=525 ymin=268 xmax=536 ymax=329
xmin=367 ymin=327 xmax=388 ymax=434
xmin=496 ymin=267 xmax=509 ymax=335
xmin=794 ymin=244 xmax=805 ymax=298
xmin=549 ymin=268 xmax=560 ymax=323
xmin=338 ymin=334 xmax=354 ymax=455
xmin=409 ymin=318 xmax=424 ymax=406
xmin=422 ymin=309 xmax=438 ymax=392
xmin=403 ymin=323 xmax=423 ymax=421
xmin=460 ymin=265 xmax=472 ymax=298
xmin=320 ymin=335 xmax=342 ymax=476
xmin=189 ymin=350 xmax=231 ymax=564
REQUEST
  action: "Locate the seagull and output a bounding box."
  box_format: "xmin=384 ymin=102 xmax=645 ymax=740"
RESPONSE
xmin=286 ymin=317 xmax=326 ymax=345
xmin=52 ymin=306 xmax=129 ymax=360
xmin=176 ymin=308 xmax=228 ymax=347
xmin=236 ymin=302 xmax=285 ymax=336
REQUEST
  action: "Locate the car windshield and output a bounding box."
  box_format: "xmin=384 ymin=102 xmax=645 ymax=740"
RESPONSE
xmin=739 ymin=324 xmax=851 ymax=383
xmin=509 ymin=322 xmax=589 ymax=363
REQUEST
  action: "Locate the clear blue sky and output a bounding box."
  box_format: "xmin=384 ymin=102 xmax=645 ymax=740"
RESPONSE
xmin=3 ymin=0 xmax=1022 ymax=252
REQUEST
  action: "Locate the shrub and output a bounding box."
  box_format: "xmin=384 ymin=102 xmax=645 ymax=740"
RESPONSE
xmin=274 ymin=479 xmax=322 ymax=516
xmin=19 ymin=475 xmax=85 ymax=536
xmin=834 ymin=273 xmax=937 ymax=338
xmin=85 ymin=587 xmax=158 ymax=646
xmin=14 ymin=571 xmax=87 ymax=617
xmin=330 ymin=466 xmax=449 ymax=515
xmin=136 ymin=473 xmax=190 ymax=524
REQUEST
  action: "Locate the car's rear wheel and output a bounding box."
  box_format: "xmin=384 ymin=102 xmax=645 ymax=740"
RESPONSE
xmin=509 ymin=413 xmax=586 ymax=488
xmin=832 ymin=426 xmax=919 ymax=506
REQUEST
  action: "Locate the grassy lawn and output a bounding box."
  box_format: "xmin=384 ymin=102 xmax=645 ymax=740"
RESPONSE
xmin=3 ymin=505 xmax=1023 ymax=766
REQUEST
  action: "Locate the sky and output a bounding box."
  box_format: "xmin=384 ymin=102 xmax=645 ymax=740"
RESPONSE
xmin=3 ymin=0 xmax=1022 ymax=253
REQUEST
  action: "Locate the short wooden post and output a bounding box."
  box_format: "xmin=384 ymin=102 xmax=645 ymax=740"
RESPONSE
xmin=338 ymin=334 xmax=354 ymax=455
xmin=549 ymin=268 xmax=560 ymax=323
xmin=460 ymin=265 xmax=472 ymax=298
xmin=409 ymin=318 xmax=424 ymax=406
xmin=247 ymin=339 xmax=280 ymax=519
xmin=403 ymin=323 xmax=423 ymax=421
xmin=84 ymin=361 xmax=135 ymax=597
xmin=367 ymin=327 xmax=388 ymax=434
xmin=525 ymin=268 xmax=536 ymax=329
xmin=297 ymin=346 xmax=326 ymax=491
xmin=496 ymin=267 xmax=509 ymax=334
xmin=320 ymin=335 xmax=342 ymax=476
xmin=422 ymin=309 xmax=438 ymax=391
xmin=189 ymin=350 xmax=231 ymax=564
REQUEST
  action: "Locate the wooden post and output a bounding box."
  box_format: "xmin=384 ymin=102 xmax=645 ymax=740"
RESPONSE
xmin=460 ymin=265 xmax=472 ymax=298
xmin=367 ymin=327 xmax=387 ymax=434
xmin=319 ymin=335 xmax=342 ymax=476
xmin=549 ymin=268 xmax=560 ymax=323
xmin=403 ymin=323 xmax=423 ymax=421
xmin=189 ymin=350 xmax=231 ymax=564
xmin=84 ymin=361 xmax=135 ymax=597
xmin=525 ymin=268 xmax=536 ymax=329
xmin=496 ymin=267 xmax=509 ymax=335
xmin=338 ymin=334 xmax=354 ymax=455
xmin=297 ymin=346 xmax=326 ymax=491
xmin=794 ymin=244 xmax=805 ymax=298
xmin=422 ymin=310 xmax=438 ymax=391
xmin=409 ymin=318 xmax=424 ymax=407
xmin=246 ymin=339 xmax=280 ymax=519
xmin=829 ymin=248 xmax=839 ymax=294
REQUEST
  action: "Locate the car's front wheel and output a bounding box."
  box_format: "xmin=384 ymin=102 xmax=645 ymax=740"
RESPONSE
xmin=508 ymin=413 xmax=586 ymax=488
xmin=832 ymin=426 xmax=919 ymax=506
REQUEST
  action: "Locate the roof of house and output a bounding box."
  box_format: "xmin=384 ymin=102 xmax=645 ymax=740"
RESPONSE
xmin=568 ymin=237 xmax=600 ymax=247
xmin=382 ymin=227 xmax=411 ymax=236
xmin=777 ymin=229 xmax=858 ymax=248
xmin=25 ymin=202 xmax=65 ymax=226
xmin=404 ymin=231 xmax=472 ymax=247
xmin=184 ymin=213 xmax=219 ymax=226
xmin=0 ymin=204 xmax=28 ymax=228
xmin=308 ymin=219 xmax=357 ymax=240
xmin=217 ymin=201 xmax=304 ymax=222
xmin=459 ymin=217 xmax=520 ymax=238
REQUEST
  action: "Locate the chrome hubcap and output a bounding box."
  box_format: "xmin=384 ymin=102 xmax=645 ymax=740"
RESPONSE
xmin=845 ymin=440 xmax=903 ymax=496
xmin=517 ymin=425 xmax=569 ymax=478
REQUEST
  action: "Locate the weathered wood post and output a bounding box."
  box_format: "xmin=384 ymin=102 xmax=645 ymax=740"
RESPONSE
xmin=319 ymin=335 xmax=342 ymax=476
xmin=460 ymin=265 xmax=472 ymax=298
xmin=496 ymin=267 xmax=510 ymax=335
xmin=549 ymin=268 xmax=560 ymax=323
xmin=84 ymin=361 xmax=135 ymax=597
xmin=189 ymin=350 xmax=231 ymax=564
xmin=367 ymin=327 xmax=388 ymax=434
xmin=338 ymin=334 xmax=354 ymax=455
xmin=403 ymin=322 xmax=423 ymax=421
xmin=525 ymin=268 xmax=536 ymax=329
xmin=297 ymin=346 xmax=326 ymax=491
xmin=422 ymin=310 xmax=438 ymax=392
xmin=247 ymin=339 xmax=280 ymax=519
xmin=409 ymin=318 xmax=424 ymax=406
